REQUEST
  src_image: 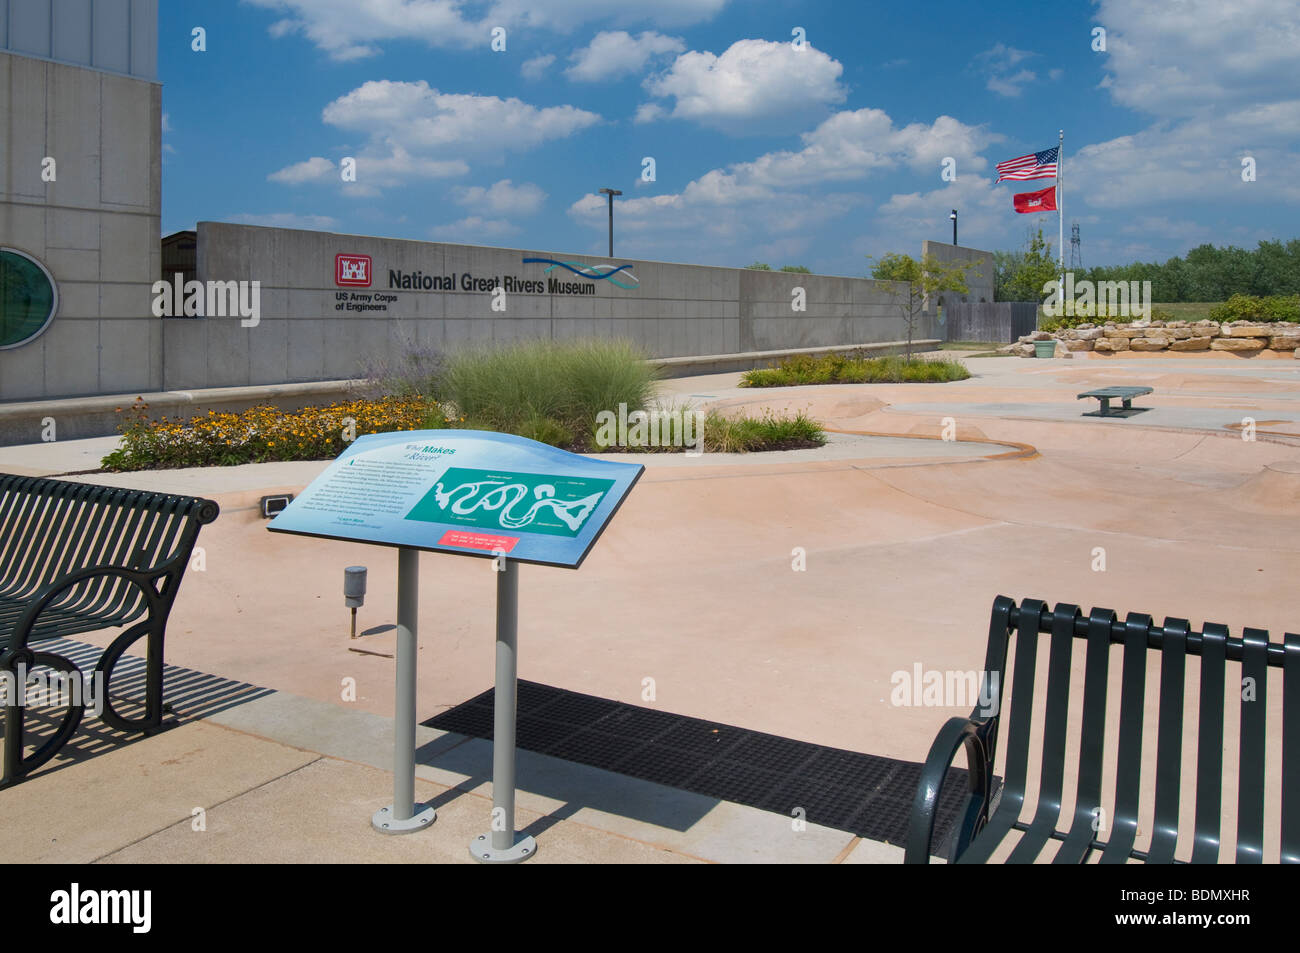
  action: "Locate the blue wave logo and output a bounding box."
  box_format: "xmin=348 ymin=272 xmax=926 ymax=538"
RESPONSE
xmin=523 ymin=258 xmax=640 ymax=290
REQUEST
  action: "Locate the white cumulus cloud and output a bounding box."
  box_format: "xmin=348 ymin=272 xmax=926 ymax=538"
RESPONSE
xmin=520 ymin=53 xmax=555 ymax=80
xmin=565 ymin=31 xmax=685 ymax=82
xmin=451 ymin=179 xmax=547 ymax=215
xmin=245 ymin=0 xmax=729 ymax=60
xmin=429 ymin=216 xmax=521 ymax=241
xmin=267 ymin=81 xmax=600 ymax=192
xmin=641 ymin=39 xmax=847 ymax=132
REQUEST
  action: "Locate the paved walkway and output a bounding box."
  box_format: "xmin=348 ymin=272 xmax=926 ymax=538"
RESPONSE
xmin=3 ymin=350 xmax=1297 ymax=863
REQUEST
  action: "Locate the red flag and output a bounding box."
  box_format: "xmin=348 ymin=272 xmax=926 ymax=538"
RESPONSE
xmin=1013 ymin=185 xmax=1057 ymax=213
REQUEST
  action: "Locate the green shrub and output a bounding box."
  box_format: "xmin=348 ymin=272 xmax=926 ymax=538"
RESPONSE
xmin=739 ymin=353 xmax=969 ymax=387
xmin=439 ymin=338 xmax=660 ymax=445
xmin=703 ymin=408 xmax=826 ymax=452
xmin=1208 ymin=294 xmax=1300 ymax=323
xmin=1039 ymin=305 xmax=1177 ymax=331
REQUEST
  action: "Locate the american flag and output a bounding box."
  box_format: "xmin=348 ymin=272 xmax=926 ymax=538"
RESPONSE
xmin=996 ymin=147 xmax=1058 ymax=182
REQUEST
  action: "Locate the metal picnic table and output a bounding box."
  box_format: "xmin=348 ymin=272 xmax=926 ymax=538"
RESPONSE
xmin=1076 ymin=385 xmax=1153 ymax=417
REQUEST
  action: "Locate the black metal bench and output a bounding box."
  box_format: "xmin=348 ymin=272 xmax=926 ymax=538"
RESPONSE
xmin=905 ymin=596 xmax=1299 ymax=863
xmin=0 ymin=475 xmax=218 ymax=787
xmin=1077 ymin=385 xmax=1153 ymax=417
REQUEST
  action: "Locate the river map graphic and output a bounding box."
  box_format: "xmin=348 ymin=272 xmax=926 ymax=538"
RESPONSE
xmin=404 ymin=467 xmax=615 ymax=538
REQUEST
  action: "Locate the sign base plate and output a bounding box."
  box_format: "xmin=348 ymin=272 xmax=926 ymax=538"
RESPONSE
xmin=372 ymin=803 xmax=436 ymax=834
xmin=469 ymin=832 xmax=537 ymax=863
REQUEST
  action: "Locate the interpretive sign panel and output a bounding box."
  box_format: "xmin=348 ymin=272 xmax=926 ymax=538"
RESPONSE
xmin=267 ymin=430 xmax=643 ymax=568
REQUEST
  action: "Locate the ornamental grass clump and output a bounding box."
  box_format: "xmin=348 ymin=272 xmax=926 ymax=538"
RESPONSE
xmin=102 ymin=395 xmax=439 ymax=471
xmin=740 ymin=352 xmax=970 ymax=387
xmin=438 ymin=338 xmax=660 ymax=447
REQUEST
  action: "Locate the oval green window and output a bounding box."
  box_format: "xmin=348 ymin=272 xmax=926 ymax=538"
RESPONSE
xmin=0 ymin=248 xmax=59 ymax=349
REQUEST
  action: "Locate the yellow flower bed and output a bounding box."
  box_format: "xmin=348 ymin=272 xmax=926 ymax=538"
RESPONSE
xmin=102 ymin=395 xmax=443 ymax=471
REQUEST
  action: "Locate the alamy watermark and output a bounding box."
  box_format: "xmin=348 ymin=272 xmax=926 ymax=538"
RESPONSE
xmin=891 ymin=664 xmax=999 ymax=716
xmin=0 ymin=665 xmax=105 ymax=717
xmin=1042 ymin=273 xmax=1153 ymax=320
xmin=151 ymin=273 xmax=261 ymax=327
xmin=594 ymin=403 xmax=706 ymax=456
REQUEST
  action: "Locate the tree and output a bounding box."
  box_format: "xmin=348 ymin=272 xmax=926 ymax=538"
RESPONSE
xmin=779 ymin=265 xmax=812 ymax=273
xmin=999 ymin=227 xmax=1058 ymax=303
xmin=745 ymin=262 xmax=773 ymax=271
xmin=868 ymin=252 xmax=972 ymax=359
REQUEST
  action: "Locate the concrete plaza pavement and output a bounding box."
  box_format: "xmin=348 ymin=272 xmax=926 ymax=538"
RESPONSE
xmin=2 ymin=349 xmax=1297 ymax=863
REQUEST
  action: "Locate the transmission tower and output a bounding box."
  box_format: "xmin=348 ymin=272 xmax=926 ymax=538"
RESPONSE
xmin=1069 ymin=222 xmax=1083 ymax=270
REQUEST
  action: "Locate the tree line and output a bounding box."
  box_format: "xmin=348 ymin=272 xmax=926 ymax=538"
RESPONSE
xmin=994 ymin=234 xmax=1300 ymax=303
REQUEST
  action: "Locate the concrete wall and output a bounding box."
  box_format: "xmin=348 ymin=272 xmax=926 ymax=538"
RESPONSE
xmin=0 ymin=0 xmax=158 ymax=81
xmin=945 ymin=301 xmax=1038 ymax=343
xmin=0 ymin=49 xmax=162 ymax=401
xmin=165 ymin=223 xmax=923 ymax=390
xmin=920 ymin=240 xmax=995 ymax=315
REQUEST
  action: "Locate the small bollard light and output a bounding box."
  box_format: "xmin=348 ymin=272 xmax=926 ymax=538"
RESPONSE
xmin=344 ymin=566 xmax=367 ymax=639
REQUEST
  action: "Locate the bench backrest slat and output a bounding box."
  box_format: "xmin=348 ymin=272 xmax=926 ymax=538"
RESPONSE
xmin=1035 ymin=606 xmax=1080 ymax=818
xmin=1190 ymin=623 xmax=1228 ymax=863
xmin=1236 ymin=627 xmax=1270 ymax=861
xmin=1283 ymin=634 xmax=1300 ymax=864
xmin=1146 ymin=618 xmax=1187 ymax=863
xmin=1099 ymin=613 xmax=1153 ymax=862
xmin=0 ymin=475 xmax=218 ymax=634
xmin=1003 ymin=599 xmax=1047 ymax=805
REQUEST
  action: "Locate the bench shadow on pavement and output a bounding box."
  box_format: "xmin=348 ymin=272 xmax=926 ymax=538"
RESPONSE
xmin=4 ymin=637 xmax=273 ymax=786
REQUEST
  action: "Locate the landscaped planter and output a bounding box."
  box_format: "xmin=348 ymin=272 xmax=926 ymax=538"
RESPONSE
xmin=1034 ymin=340 xmax=1057 ymax=358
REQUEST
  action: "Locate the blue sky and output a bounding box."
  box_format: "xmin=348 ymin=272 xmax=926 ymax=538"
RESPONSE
xmin=158 ymin=0 xmax=1300 ymax=275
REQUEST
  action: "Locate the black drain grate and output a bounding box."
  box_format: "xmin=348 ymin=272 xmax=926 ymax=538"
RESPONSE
xmin=424 ymin=681 xmax=985 ymax=853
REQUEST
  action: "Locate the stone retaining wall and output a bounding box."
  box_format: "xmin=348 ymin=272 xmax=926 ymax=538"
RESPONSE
xmin=1001 ymin=321 xmax=1300 ymax=358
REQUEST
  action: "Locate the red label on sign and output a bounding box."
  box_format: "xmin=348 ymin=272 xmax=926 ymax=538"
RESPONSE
xmin=438 ymin=530 xmax=519 ymax=553
xmin=336 ymin=254 xmax=372 ymax=287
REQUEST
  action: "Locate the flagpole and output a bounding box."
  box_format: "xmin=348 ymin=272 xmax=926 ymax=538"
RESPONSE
xmin=1057 ymin=129 xmax=1064 ymax=312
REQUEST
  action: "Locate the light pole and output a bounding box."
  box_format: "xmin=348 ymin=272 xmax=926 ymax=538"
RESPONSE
xmin=950 ymin=209 xmax=958 ymax=245
xmin=599 ymin=187 xmax=622 ymax=257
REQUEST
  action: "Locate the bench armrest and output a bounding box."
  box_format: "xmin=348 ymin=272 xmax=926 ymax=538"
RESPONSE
xmin=904 ymin=715 xmax=995 ymax=864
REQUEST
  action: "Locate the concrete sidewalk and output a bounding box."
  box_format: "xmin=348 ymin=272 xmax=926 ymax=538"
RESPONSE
xmin=5 ymin=687 xmax=891 ymax=865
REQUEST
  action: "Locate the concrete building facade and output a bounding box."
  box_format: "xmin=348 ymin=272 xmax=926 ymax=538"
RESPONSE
xmin=0 ymin=0 xmax=161 ymax=402
xmin=166 ymin=222 xmax=935 ymax=391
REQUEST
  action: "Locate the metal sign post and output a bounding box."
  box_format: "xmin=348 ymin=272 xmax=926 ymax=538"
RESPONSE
xmin=371 ymin=547 xmax=436 ymax=833
xmin=469 ymin=558 xmax=535 ymax=862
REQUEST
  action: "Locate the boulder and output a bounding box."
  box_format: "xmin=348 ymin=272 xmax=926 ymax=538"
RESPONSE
xmin=1094 ymin=337 xmax=1129 ymax=353
xmin=1168 ymin=327 xmax=1195 ymax=339
xmin=1075 ymin=327 xmax=1104 ymax=341
xmin=1130 ymin=338 xmax=1170 ymax=351
xmin=1226 ymin=324 xmax=1274 ymax=338
xmin=1064 ymin=339 xmax=1091 ymax=351
xmin=1210 ymin=337 xmax=1266 ymax=352
xmin=1014 ymin=343 xmax=1036 ymax=357
xmin=1169 ymin=336 xmax=1212 ymax=351
xmin=1268 ymin=332 xmax=1300 ymax=351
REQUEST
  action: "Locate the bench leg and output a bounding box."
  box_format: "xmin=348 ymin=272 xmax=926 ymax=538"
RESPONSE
xmin=96 ymin=619 xmax=171 ymax=734
xmin=1099 ymin=397 xmax=1111 ymax=416
xmin=1 ymin=651 xmax=87 ymax=787
xmin=1122 ymin=398 xmax=1133 ymax=411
